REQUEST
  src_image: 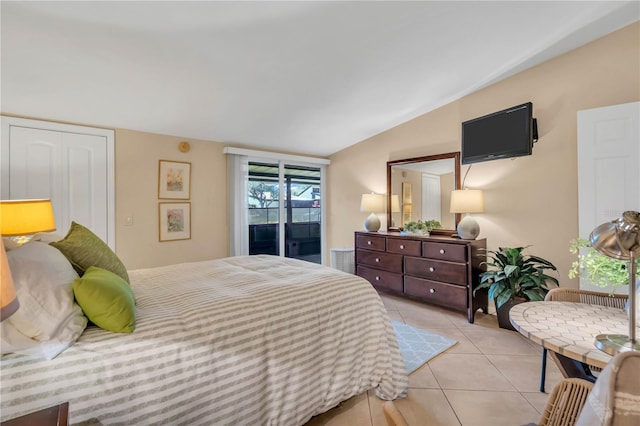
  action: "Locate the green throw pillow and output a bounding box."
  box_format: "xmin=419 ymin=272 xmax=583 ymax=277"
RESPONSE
xmin=73 ymin=266 xmax=136 ymax=333
xmin=50 ymin=221 xmax=129 ymax=283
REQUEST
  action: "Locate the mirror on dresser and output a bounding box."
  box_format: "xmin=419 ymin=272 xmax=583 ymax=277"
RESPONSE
xmin=386 ymin=152 xmax=461 ymax=234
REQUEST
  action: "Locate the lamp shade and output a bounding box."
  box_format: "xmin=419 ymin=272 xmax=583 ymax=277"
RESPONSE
xmin=590 ymin=211 xmax=640 ymax=259
xmin=449 ymin=189 xmax=485 ymax=214
xmin=360 ymin=193 xmax=384 ymax=213
xmin=391 ymin=195 xmax=401 ymax=213
xmin=0 ymin=199 xmax=56 ymax=236
xmin=1 ymin=238 xmax=19 ymax=321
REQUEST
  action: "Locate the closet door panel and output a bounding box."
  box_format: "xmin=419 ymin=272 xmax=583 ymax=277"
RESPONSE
xmin=64 ymin=133 xmax=108 ymax=241
xmin=9 ymin=126 xmax=62 ymax=200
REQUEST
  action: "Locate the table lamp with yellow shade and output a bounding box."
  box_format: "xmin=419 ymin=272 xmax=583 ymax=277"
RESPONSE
xmin=1 ymin=237 xmax=19 ymax=321
xmin=0 ymin=199 xmax=57 ymax=321
xmin=1 ymin=199 xmax=56 ymax=245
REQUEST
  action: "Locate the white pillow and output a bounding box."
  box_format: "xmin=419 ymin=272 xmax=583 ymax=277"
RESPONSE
xmin=31 ymin=232 xmax=64 ymax=244
xmin=1 ymin=241 xmax=87 ymax=359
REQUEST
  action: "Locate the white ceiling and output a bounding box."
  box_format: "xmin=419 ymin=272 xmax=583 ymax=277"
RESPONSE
xmin=2 ymin=1 xmax=638 ymax=157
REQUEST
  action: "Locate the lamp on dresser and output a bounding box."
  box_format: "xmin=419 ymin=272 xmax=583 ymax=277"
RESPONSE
xmin=360 ymin=193 xmax=384 ymax=232
xmin=450 ymin=189 xmax=484 ymax=240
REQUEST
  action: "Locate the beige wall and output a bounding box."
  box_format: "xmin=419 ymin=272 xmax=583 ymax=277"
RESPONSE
xmin=5 ymin=23 xmax=637 ymax=276
xmin=115 ymin=129 xmax=228 ymax=269
xmin=327 ymin=22 xmax=640 ymax=288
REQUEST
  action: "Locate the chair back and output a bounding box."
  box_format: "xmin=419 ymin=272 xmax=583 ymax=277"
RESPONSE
xmin=576 ymin=351 xmax=640 ymax=425
xmin=545 ymin=288 xmax=628 ymax=309
xmin=540 ymin=378 xmax=594 ymax=426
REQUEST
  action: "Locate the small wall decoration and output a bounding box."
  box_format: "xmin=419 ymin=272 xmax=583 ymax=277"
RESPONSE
xmin=159 ymin=202 xmax=191 ymax=241
xmin=159 ymin=160 xmax=191 ymax=199
xmin=402 ymin=182 xmax=412 ymax=203
xmin=178 ymin=141 xmax=191 ymax=153
xmin=402 ymin=203 xmax=412 ymax=226
xmin=402 ymin=181 xmax=413 ymax=226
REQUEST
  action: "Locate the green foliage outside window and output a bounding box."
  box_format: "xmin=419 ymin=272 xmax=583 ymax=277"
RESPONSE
xmin=568 ymin=238 xmax=637 ymax=292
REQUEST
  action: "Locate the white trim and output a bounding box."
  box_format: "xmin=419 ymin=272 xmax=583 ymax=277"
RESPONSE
xmin=242 ymin=155 xmax=327 ymax=265
xmin=278 ymin=162 xmax=285 ymax=257
xmin=223 ymin=146 xmax=330 ymax=165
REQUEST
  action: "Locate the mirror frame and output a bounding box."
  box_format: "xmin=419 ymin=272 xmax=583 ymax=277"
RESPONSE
xmin=386 ymin=151 xmax=461 ymax=235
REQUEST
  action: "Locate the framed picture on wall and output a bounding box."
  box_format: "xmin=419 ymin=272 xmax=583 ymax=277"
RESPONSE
xmin=402 ymin=203 xmax=412 ymax=226
xmin=158 ymin=160 xmax=191 ymax=199
xmin=159 ymin=202 xmax=191 ymax=241
xmin=402 ymin=182 xmax=412 ymax=203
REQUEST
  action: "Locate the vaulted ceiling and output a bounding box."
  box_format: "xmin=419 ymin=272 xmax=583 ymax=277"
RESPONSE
xmin=2 ymin=1 xmax=638 ymax=156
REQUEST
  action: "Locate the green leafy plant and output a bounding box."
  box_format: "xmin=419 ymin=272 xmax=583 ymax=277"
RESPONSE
xmin=403 ymin=220 xmax=442 ymax=233
xmin=474 ymin=246 xmax=559 ymax=308
xmin=568 ymin=238 xmax=635 ymax=292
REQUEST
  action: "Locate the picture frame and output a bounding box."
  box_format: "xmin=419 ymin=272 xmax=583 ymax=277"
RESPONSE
xmin=159 ymin=202 xmax=191 ymax=242
xmin=402 ymin=182 xmax=412 ymax=203
xmin=402 ymin=203 xmax=412 ymax=226
xmin=158 ymin=160 xmax=191 ymax=199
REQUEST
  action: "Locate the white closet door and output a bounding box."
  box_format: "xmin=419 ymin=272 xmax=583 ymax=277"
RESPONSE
xmin=1 ymin=117 xmax=115 ymax=248
xmin=577 ymin=101 xmax=640 ymax=292
xmin=63 ymin=132 xmax=109 ymax=239
xmin=421 ymin=173 xmax=441 ymax=222
xmin=7 ymin=126 xmax=63 ymax=203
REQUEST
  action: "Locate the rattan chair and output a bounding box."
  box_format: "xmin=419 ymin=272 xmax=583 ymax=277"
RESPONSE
xmin=539 ymin=288 xmax=628 ymax=392
xmin=382 ymin=401 xmax=409 ymax=426
xmin=540 ymin=378 xmax=594 ymax=426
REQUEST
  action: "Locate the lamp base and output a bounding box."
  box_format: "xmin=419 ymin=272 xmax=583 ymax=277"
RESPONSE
xmin=594 ymin=334 xmax=640 ymax=356
xmin=456 ymin=215 xmax=480 ymax=240
xmin=364 ymin=212 xmax=381 ymax=232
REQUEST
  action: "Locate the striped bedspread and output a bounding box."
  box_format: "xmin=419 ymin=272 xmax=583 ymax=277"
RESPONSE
xmin=1 ymin=255 xmax=407 ymax=425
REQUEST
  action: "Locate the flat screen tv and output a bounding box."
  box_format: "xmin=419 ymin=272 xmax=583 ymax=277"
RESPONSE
xmin=461 ymin=102 xmax=536 ymax=165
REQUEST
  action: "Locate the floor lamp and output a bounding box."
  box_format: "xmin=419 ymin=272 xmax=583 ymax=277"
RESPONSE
xmin=589 ymin=210 xmax=640 ymax=355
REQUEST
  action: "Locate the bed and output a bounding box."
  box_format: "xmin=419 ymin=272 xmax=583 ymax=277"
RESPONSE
xmin=1 ymin=247 xmax=408 ymax=425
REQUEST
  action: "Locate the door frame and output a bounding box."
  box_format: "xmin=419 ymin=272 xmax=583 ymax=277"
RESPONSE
xmin=1 ymin=115 xmax=116 ymax=248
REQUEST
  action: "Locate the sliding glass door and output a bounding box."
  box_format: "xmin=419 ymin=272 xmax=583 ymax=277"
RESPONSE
xmin=247 ymin=161 xmax=323 ymax=264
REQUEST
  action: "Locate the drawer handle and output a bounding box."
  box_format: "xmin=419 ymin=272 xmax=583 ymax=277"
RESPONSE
xmin=400 ymin=244 xmax=405 ymax=249
xmin=440 ymin=249 xmax=445 ymax=254
xmin=375 ymin=276 xmax=380 ymax=281
xmin=367 ymin=240 xmax=372 ymax=245
xmin=375 ymin=258 xmax=380 ymax=263
xmin=429 ymin=288 xmax=435 ymax=294
xmin=429 ymin=267 xmax=435 ymax=272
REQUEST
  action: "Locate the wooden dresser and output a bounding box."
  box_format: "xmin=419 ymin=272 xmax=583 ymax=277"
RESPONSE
xmin=355 ymin=231 xmax=487 ymax=323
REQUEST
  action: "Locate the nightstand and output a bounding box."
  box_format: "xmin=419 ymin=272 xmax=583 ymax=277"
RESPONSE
xmin=1 ymin=402 xmax=68 ymax=426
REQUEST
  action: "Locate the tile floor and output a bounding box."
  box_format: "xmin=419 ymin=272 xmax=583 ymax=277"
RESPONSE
xmin=305 ymin=293 xmax=565 ymax=426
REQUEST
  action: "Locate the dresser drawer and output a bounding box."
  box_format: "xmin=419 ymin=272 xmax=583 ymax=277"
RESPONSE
xmin=387 ymin=238 xmax=421 ymax=256
xmin=355 ymin=234 xmax=386 ymax=251
xmin=404 ymin=276 xmax=467 ymax=311
xmin=422 ymin=242 xmax=467 ymax=262
xmin=404 ymin=256 xmax=467 ymax=285
xmin=357 ymin=249 xmax=403 ymax=273
xmin=357 ymin=265 xmax=403 ymax=293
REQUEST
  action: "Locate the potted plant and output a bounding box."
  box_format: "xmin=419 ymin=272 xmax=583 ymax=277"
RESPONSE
xmin=474 ymin=246 xmax=559 ymax=330
xmin=569 ymin=238 xmax=634 ymax=290
xmin=569 ymin=238 xmax=640 ymax=325
xmin=403 ymin=220 xmax=442 ymax=235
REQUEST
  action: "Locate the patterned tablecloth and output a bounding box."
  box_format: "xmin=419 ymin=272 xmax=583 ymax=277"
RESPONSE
xmin=509 ymin=301 xmax=634 ymax=369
